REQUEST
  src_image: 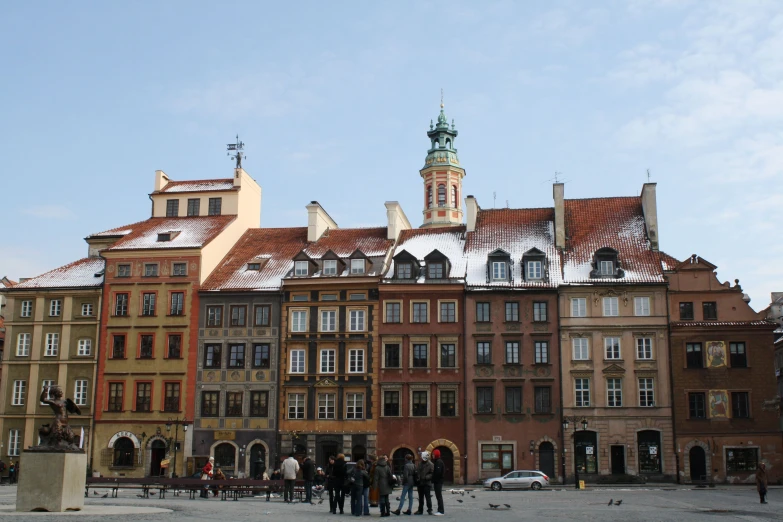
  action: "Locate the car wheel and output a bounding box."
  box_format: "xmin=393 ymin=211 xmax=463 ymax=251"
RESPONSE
xmin=491 ymin=482 xmax=502 ymax=491
xmin=531 ymin=482 xmax=542 ymax=491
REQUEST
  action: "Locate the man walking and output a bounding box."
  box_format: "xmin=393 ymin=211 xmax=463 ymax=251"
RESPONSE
xmin=432 ymin=450 xmax=445 ymax=516
xmin=281 ymin=453 xmax=300 ymax=503
xmin=414 ymin=451 xmax=434 ymax=516
xmin=302 ymin=456 xmax=315 ymax=504
xmin=756 ymin=462 xmax=768 ymax=504
xmin=392 ymin=454 xmax=415 ymax=515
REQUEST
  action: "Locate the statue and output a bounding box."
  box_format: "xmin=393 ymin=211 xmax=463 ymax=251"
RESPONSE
xmin=31 ymin=385 xmax=82 ymax=452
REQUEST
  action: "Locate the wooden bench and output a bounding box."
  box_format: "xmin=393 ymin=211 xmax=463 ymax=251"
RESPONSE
xmin=85 ymin=477 xmax=167 ymax=498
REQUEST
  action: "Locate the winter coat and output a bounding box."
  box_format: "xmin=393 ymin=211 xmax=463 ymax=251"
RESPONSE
xmin=417 ymin=460 xmax=434 ymax=487
xmin=330 ymin=459 xmax=346 ymax=488
xmin=756 ymin=466 xmax=768 ymax=492
xmin=402 ymin=461 xmax=416 ymax=487
xmin=202 ymin=461 xmax=214 ymax=478
xmin=352 ymin=467 xmax=369 ymax=488
xmin=374 ymin=460 xmax=394 ymax=495
xmin=302 ymin=458 xmax=315 ymax=481
xmin=432 ymin=458 xmax=445 ymax=484
xmin=281 ymin=456 xmax=300 ymax=480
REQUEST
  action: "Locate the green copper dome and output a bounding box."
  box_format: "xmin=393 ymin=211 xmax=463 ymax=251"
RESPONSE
xmin=424 ymin=104 xmax=460 ymax=169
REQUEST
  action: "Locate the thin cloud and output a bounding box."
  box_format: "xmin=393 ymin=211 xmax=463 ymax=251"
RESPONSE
xmin=22 ymin=205 xmax=76 ymax=220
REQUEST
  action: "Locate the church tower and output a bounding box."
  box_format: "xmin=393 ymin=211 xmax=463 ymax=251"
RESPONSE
xmin=420 ymin=103 xmax=466 ymax=228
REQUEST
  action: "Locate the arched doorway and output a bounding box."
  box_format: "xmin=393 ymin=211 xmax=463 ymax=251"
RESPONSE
xmin=352 ymin=444 xmax=366 ymax=463
xmin=538 ymin=442 xmax=555 ymax=478
xmin=574 ymin=431 xmax=598 ymax=474
xmin=250 ymin=444 xmax=267 ymax=479
xmin=434 ymin=446 xmax=454 ymax=484
xmin=215 ymin=443 xmax=236 ymax=476
xmin=149 ymin=439 xmax=166 ymax=477
xmin=392 ymin=448 xmax=414 ymax=477
xmin=113 ymin=437 xmax=135 ymax=467
xmin=638 ymin=430 xmax=661 ymax=474
xmin=689 ymin=446 xmax=707 ymax=482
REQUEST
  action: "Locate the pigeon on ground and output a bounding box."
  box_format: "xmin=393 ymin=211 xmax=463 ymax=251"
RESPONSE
xmin=149 ymin=491 xmax=156 ymax=496
xmin=489 ymin=503 xmax=499 ymax=509
xmin=93 ymin=491 xmax=99 ymax=496
xmin=608 ymin=499 xmax=613 ymax=506
xmin=471 ymin=495 xmax=476 ymax=499
xmin=615 ymin=500 xmax=622 ymax=506
xmin=503 ymin=504 xmax=511 ymax=509
xmin=319 ymin=499 xmax=324 ymax=504
xmin=460 ymin=491 xmax=465 ymax=496
xmin=456 ymin=500 xmax=463 ymax=503
xmin=136 ymin=494 xmax=145 ymax=498
xmin=396 ymin=497 xmax=401 ymax=501
xmin=101 ymin=493 xmax=109 ymax=498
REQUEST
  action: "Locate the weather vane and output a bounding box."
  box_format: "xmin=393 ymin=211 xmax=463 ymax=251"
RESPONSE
xmin=227 ymin=135 xmax=246 ymax=169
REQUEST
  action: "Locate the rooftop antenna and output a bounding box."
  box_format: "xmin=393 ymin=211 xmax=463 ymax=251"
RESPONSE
xmin=542 ymin=171 xmax=570 ymax=185
xmin=227 ymin=135 xmax=246 ymax=169
xmin=506 ymin=200 xmax=509 ymax=208
xmin=646 ymin=169 xmax=651 ymax=182
xmin=493 ymin=191 xmax=497 ymax=208
xmin=441 ymin=88 xmax=444 ymax=109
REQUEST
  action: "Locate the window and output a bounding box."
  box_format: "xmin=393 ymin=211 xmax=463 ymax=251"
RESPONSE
xmin=396 ymin=263 xmax=412 ymax=279
xmin=77 ymin=338 xmax=92 ymax=356
xmin=505 ymin=302 xmax=519 ymax=322
xmin=634 ymin=297 xmax=650 ymax=316
xmin=686 ymin=343 xmax=703 ymax=368
xmin=12 ymin=380 xmax=26 ymax=406
xmin=349 ymin=310 xmax=365 ymax=331
xmin=599 ymin=260 xmax=614 ymax=275
xmin=603 ymin=297 xmax=619 ymax=316
xmin=142 ymin=293 xmax=156 ymax=316
xmin=428 ymin=263 xmax=444 ymax=279
xmin=294 ymin=260 xmax=309 ymax=276
xmin=440 ymin=389 xmax=456 ymax=416
xmin=477 ymin=342 xmax=491 ymax=364
xmin=226 ymin=392 xmax=243 ymax=416
xmin=491 ymin=261 xmax=507 ymax=281
xmin=349 ymin=349 xmax=365 ymax=373
xmin=204 ymin=344 xmax=221 ymax=368
xmin=412 ymin=302 xmax=428 ymax=323
xmin=535 ymin=341 xmax=549 ymax=364
xmin=437 ymin=184 xmax=446 ymax=206
xmin=607 ymin=378 xmax=622 ymax=407
xmin=320 ymin=349 xmax=335 ymax=373
xmin=252 ymin=344 xmax=270 ymax=368
xmin=230 ymin=305 xmax=247 ymax=326
xmin=505 ymin=387 xmax=522 ymax=413
xmin=440 ymin=344 xmax=456 ymax=368
xmin=74 ymin=380 xmax=88 ymax=406
xmin=166 ymin=334 xmax=181 ymax=359
xmin=206 ymin=306 xmax=223 ymax=326
xmin=112 ymin=335 xmax=126 ymax=358
xmin=16 ymin=333 xmax=31 ymax=356
xmin=290 ymin=349 xmax=305 ymax=373
xmin=8 ymin=430 xmax=20 ymax=456
xmin=451 ymin=185 xmax=458 ymax=207
xmin=702 ymin=302 xmax=718 ymax=320
xmin=533 ymin=302 xmax=547 ymax=322
xmin=208 ymin=197 xmax=222 ymax=215
xmin=575 ymin=378 xmax=590 ymax=407
xmin=726 ymin=448 xmax=758 ymax=472
xmin=228 ymin=344 xmax=245 ymax=368
xmin=679 ymin=302 xmax=694 ymax=320
xmin=730 ymin=342 xmax=747 ymax=368
xmin=321 ymin=293 xmax=338 ymax=301
xmin=250 ymin=391 xmax=269 ymax=417
xmin=322 ymin=259 xmax=337 ymax=275
xmin=572 ymin=338 xmax=589 ymax=360
xmin=535 ymin=387 xmax=551 ymax=413
xmin=732 ymin=392 xmax=750 ymax=418
xmin=505 ymin=342 xmax=520 ymax=364
xmin=384 ymin=344 xmax=400 ymax=368
xmin=82 ymin=303 xmax=94 ymax=316
xmin=427 ymin=185 xmax=433 ymax=208
xmin=689 ymin=392 xmax=706 ymax=419
xmin=135 ymin=383 xmax=151 ymax=412
xmin=21 ymin=300 xmax=32 ymax=317
xmin=522 ymin=260 xmax=541 ymax=280
xmin=170 ymin=292 xmax=184 ymax=315
xmin=350 ymin=259 xmax=365 ymax=274
xmin=383 ymin=390 xmax=400 ymax=416
xmin=187 ymin=198 xmax=200 ymax=216
xmin=49 ymin=299 xmax=61 ymax=317
xmin=166 ymin=199 xmax=179 ymax=217
xmin=636 ymin=337 xmax=653 ymax=360
xmin=412 ymin=344 xmax=428 ymax=368
xmin=571 ymin=298 xmax=587 ymax=317
xmin=440 ymin=301 xmax=456 ymax=323
xmin=346 ymin=393 xmax=364 ymax=419
xmin=385 ymin=302 xmax=401 ymax=323
xmin=318 ymin=393 xmax=336 ymax=419
xmin=139 ymin=335 xmax=153 ymax=358
xmin=412 ymin=390 xmax=428 ymax=416
xmin=108 ymin=383 xmax=124 ymax=412
xmin=40 ymin=380 xmax=54 ymax=404
xmin=291 ymin=310 xmax=308 ymax=332
xmin=477 ymin=387 xmax=494 ymax=413
xmin=117 ymin=264 xmax=131 ymax=278
xmin=164 ymin=383 xmax=180 ymax=412
xmin=604 ymin=337 xmax=621 ymax=359
xmin=144 ymin=264 xmax=158 ymax=277
xmin=201 ymin=391 xmax=219 ymax=417
xmin=476 ymin=302 xmax=490 ymax=322
xmin=638 ymin=378 xmax=654 ymax=407
xmin=348 ymin=293 xmax=366 ymax=301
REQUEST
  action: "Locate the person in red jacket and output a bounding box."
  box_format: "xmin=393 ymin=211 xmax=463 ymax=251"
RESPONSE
xmin=200 ymin=457 xmax=214 ymax=498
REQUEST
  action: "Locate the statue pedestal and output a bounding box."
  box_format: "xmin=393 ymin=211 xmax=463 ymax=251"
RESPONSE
xmin=16 ymin=450 xmax=86 ymax=512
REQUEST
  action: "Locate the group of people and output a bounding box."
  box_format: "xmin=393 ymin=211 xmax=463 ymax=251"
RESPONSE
xmin=0 ymin=460 xmax=19 ymax=484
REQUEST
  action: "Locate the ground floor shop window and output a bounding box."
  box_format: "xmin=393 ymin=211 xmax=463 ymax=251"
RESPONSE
xmin=638 ymin=430 xmax=661 ymax=473
xmin=215 ymin=443 xmax=236 ymax=473
xmin=113 ymin=437 xmax=135 ymax=467
xmin=574 ymin=431 xmax=598 ymax=474
xmin=726 ymin=448 xmax=758 ymax=472
xmin=481 ymin=444 xmax=513 ymax=475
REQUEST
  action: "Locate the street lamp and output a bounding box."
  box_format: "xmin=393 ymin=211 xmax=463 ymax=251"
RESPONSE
xmin=165 ymin=417 xmax=190 ymax=478
xmin=562 ymin=416 xmax=588 ymax=489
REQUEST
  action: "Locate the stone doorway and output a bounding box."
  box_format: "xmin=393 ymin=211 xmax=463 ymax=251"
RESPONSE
xmin=610 ymin=445 xmax=625 ymax=475
xmin=689 ymin=446 xmax=707 ymax=482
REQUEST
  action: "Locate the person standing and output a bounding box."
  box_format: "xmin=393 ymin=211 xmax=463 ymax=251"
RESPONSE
xmin=756 ymin=462 xmax=769 ymax=504
xmin=351 ymin=460 xmax=369 ymax=516
xmin=281 ymin=453 xmax=300 ymax=503
xmin=302 ymin=456 xmax=315 ymax=504
xmin=333 ymin=454 xmax=348 ymax=514
xmin=414 ymin=451 xmax=434 ymax=515
xmin=431 ymin=450 xmax=445 ymax=516
xmin=200 ymin=457 xmax=214 ymax=498
xmin=392 ymin=454 xmax=415 ymax=515
xmin=326 ymin=456 xmax=337 ymax=513
xmin=374 ymin=455 xmax=393 ymax=517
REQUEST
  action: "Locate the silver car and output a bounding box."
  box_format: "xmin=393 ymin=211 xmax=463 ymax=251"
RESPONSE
xmin=484 ymin=470 xmax=550 ymax=491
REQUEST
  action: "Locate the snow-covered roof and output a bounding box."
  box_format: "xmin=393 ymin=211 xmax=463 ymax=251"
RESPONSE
xmin=465 ymin=208 xmax=561 ymax=289
xmin=10 ymin=258 xmax=105 ymax=289
xmin=658 ymin=251 xmax=680 ymax=272
xmin=302 ymin=228 xmax=391 ymax=259
xmin=384 ymin=226 xmax=466 ymax=281
xmin=157 ymin=179 xmax=236 ymax=193
xmin=90 ymin=216 xmax=235 ymax=251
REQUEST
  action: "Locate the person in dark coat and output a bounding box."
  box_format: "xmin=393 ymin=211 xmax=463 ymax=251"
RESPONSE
xmin=392 ymin=454 xmax=415 ymax=515
xmin=415 ymin=451 xmax=434 ymax=515
xmin=756 ymin=462 xmax=768 ymax=504
xmin=431 ymin=450 xmax=445 ymax=515
xmin=331 ymin=454 xmax=347 ymax=514
xmin=374 ymin=455 xmax=393 ymax=517
xmin=302 ymin=456 xmax=315 ymax=504
xmin=351 ymin=460 xmax=370 ymax=516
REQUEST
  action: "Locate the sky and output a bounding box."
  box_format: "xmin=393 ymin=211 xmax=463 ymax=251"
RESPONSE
xmin=1 ymin=1 xmax=781 ymax=309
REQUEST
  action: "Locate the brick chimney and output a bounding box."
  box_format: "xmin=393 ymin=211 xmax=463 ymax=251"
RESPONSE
xmin=553 ymin=183 xmax=565 ymax=250
xmin=306 ymin=201 xmax=338 ymax=242
xmin=641 ymin=183 xmax=659 ymax=251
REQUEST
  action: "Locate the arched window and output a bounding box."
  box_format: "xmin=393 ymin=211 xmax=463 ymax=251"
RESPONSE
xmin=427 ymin=185 xmax=433 ymax=208
xmin=452 ymin=186 xmax=458 ymax=208
xmin=445 ymin=138 xmax=451 ymax=149
xmin=438 ymin=185 xmax=446 ymax=207
xmin=113 ymin=437 xmax=135 ymax=467
xmin=215 ymin=442 xmax=236 ymax=470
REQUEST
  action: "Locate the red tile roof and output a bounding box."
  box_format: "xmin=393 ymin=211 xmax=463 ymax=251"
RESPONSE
xmin=90 ymin=216 xmax=235 ymax=251
xmin=658 ymin=251 xmax=680 ymax=272
xmin=10 ymin=258 xmax=105 ymax=289
xmin=302 ymin=227 xmax=392 ymax=258
xmin=385 ymin=226 xmax=467 ymax=280
xmin=157 ymin=178 xmax=236 ymax=193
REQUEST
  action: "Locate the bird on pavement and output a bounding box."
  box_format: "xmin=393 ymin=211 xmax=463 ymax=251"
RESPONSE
xmin=489 ymin=504 xmax=499 ymax=509
xmin=460 ymin=491 xmax=465 ymax=496
xmin=503 ymin=504 xmax=511 ymax=509
xmin=93 ymin=491 xmax=99 ymax=496
xmin=136 ymin=494 xmax=144 ymax=498
xmin=319 ymin=499 xmax=324 ymax=504
xmin=456 ymin=500 xmax=463 ymax=503
xmin=397 ymin=497 xmax=401 ymax=501
xmin=101 ymin=493 xmax=109 ymax=498
xmin=608 ymin=499 xmax=613 ymax=506
xmin=470 ymin=495 xmax=476 ymax=499
xmin=615 ymin=500 xmax=623 ymax=506
xmin=149 ymin=491 xmax=156 ymax=496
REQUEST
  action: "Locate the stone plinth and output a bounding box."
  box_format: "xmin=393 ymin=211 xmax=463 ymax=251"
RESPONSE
xmin=16 ymin=450 xmax=86 ymax=512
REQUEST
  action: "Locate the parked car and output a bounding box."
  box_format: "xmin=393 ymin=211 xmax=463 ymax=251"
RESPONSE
xmin=483 ymin=470 xmax=549 ymax=491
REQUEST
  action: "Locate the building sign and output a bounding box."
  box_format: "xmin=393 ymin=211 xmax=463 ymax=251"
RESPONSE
xmin=108 ymin=431 xmax=141 ymax=448
xmin=585 ymin=446 xmax=594 ymax=455
xmin=706 ymin=341 xmax=727 ymax=369
xmin=709 ymin=390 xmax=729 ymax=418
xmin=215 ymin=430 xmax=236 ymax=440
xmin=492 ymin=436 xmax=502 ymax=442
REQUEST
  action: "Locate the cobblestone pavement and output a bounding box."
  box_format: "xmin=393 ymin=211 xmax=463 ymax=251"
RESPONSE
xmin=0 ymin=485 xmax=780 ymax=521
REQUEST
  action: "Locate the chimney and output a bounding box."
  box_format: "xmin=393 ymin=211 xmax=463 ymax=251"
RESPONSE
xmin=385 ymin=201 xmax=412 ymax=241
xmin=154 ymin=170 xmax=169 ymax=192
xmin=306 ymin=201 xmax=339 ymax=242
xmin=233 ymin=167 xmax=245 ymax=187
xmin=465 ymin=195 xmax=479 ymax=232
xmin=553 ymin=183 xmax=565 ymax=250
xmin=641 ymin=183 xmax=659 ymax=251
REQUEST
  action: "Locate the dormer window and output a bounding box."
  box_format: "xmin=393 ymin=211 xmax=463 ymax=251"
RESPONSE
xmin=323 ymin=260 xmax=337 ymax=275
xmin=428 ymin=263 xmax=444 ymax=279
xmin=393 ymin=249 xmax=422 ymax=280
xmin=599 ymin=260 xmax=614 ymax=275
xmin=526 ymin=261 xmax=542 ymax=279
xmin=492 ymin=262 xmax=507 ymax=281
xmin=350 ymin=259 xmax=365 ymax=275
xmin=590 ymin=247 xmax=624 ymax=279
xmin=397 ymin=263 xmax=412 ymax=279
xmin=247 ymin=263 xmax=261 ymax=271
xmin=157 ymin=233 xmax=171 ymax=242
xmin=487 ymin=249 xmax=511 ymax=283
xmin=294 ymin=260 xmax=309 ymax=276
xmin=521 ymin=248 xmax=547 ymax=282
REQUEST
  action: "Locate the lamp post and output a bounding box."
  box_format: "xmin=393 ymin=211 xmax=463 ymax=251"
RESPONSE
xmin=165 ymin=417 xmax=190 ymax=478
xmin=562 ymin=417 xmax=588 ymax=489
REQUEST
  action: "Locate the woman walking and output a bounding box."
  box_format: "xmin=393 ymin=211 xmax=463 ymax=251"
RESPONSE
xmin=756 ymin=462 xmax=768 ymax=504
xmin=374 ymin=455 xmax=393 ymax=517
xmin=392 ymin=454 xmax=415 ymax=515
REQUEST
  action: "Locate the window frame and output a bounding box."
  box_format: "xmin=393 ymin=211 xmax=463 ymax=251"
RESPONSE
xmin=294 ymin=260 xmax=309 ymax=276
xmin=731 ymin=391 xmax=750 ymax=418
xmin=607 ymin=378 xmax=622 ymax=407
xmin=476 ymin=341 xmax=491 ymax=365
xmin=572 ymin=337 xmax=589 ymax=360
xmin=383 ymin=389 xmax=401 ymax=417
xmin=571 ymin=297 xmax=587 ymax=317
xmin=638 ymin=378 xmax=655 ymax=407
xmin=575 ymin=378 xmax=591 ymax=407
xmin=491 ymin=261 xmax=507 ymax=281
xmin=476 ymin=386 xmax=494 ymax=414
xmin=20 ymin=300 xmax=33 ymax=318
xmin=688 ymin=392 xmax=706 ymax=419
xmin=166 ymin=199 xmax=179 ymax=217
xmin=320 ymin=348 xmax=336 ymax=374
xmin=229 ymin=305 xmax=247 ymax=327
xmin=439 ymin=343 xmax=457 ymax=369
xmin=204 ymin=344 xmax=222 ymax=369
xmin=16 ymin=332 xmax=31 ymax=357
xmin=534 ymin=341 xmax=549 ymax=364
xmin=383 ymin=343 xmax=401 ymax=369
xmin=112 ymin=334 xmax=126 ymax=359
xmin=504 ymin=341 xmax=520 ymax=364
xmin=134 ymin=381 xmax=152 ymax=412
xmin=322 ymin=259 xmax=338 ymax=275
xmin=250 ymin=390 xmax=269 ymax=417
xmin=290 ymin=309 xmax=308 ymax=333
xmin=201 ymin=391 xmax=219 ymax=417
xmin=206 ymin=305 xmax=223 ymax=327
xmin=169 ymin=292 xmax=184 ymax=316
xmin=141 ymin=292 xmax=157 ymax=316
xmin=634 ymin=296 xmax=651 ymax=316
xmin=350 ymin=259 xmax=365 ymax=275
xmin=44 ymin=332 xmax=59 ymax=356
xmin=476 ymin=302 xmax=491 ymax=322
xmin=533 ymin=301 xmax=548 ymax=322
xmin=504 ymin=301 xmax=520 ymax=322
xmin=225 ymin=391 xmax=243 ymax=417
xmin=318 ymin=392 xmax=336 ymax=420
xmin=108 ymin=382 xmax=124 ymax=412
xmin=77 ymin=338 xmax=92 ymax=356
xmin=143 ymin=263 xmax=159 ymax=277
xmin=702 ymin=301 xmax=718 ymax=321
xmin=603 ymin=296 xmax=619 ymax=317
xmin=74 ymin=379 xmax=88 ymax=406
xmin=345 ymin=392 xmax=364 ymax=420
xmin=439 ymin=388 xmax=457 ymax=417
xmin=138 ymin=334 xmax=154 ymax=359
xmin=348 ymin=348 xmax=365 ymax=373
xmin=49 ymin=299 xmax=62 ymax=317
xmin=439 ymin=300 xmax=457 ymax=323
xmin=411 ymin=301 xmax=429 ymax=323
xmin=228 ymin=343 xmax=246 ymax=368
xmin=320 ymin=309 xmax=337 ymax=332
xmin=288 ymin=393 xmax=305 ymax=419
xmin=384 ymin=301 xmax=401 ymax=323
xmin=729 ymin=342 xmax=747 ymax=368
xmin=207 ymin=197 xmax=222 ymax=216
xmin=254 ymin=305 xmax=271 ymax=327
xmin=411 ymin=389 xmax=429 ymax=417
xmin=289 ymin=349 xmax=306 ymax=374
xmin=636 ymin=337 xmax=653 ymax=360
xmin=186 ymin=198 xmax=200 ymax=216
xmin=679 ymin=302 xmax=694 ymax=320
xmin=505 ymin=386 xmax=522 ymax=414
xmin=534 ymin=386 xmax=551 ymax=413
xmin=686 ymin=342 xmax=703 ymax=369
xmin=12 ymin=380 xmax=26 ymax=406
xmin=252 ymin=343 xmax=270 ymax=369
xmin=526 ymin=260 xmax=543 ymax=280
xmin=117 ymin=264 xmax=132 ymax=278
xmin=348 ymin=309 xmax=366 ymax=332
xmin=81 ymin=302 xmax=94 ymax=316
xmin=412 ymin=343 xmax=429 ymax=369
xmin=163 ymin=381 xmax=181 ymax=412
xmin=604 ymin=337 xmax=621 ymax=360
